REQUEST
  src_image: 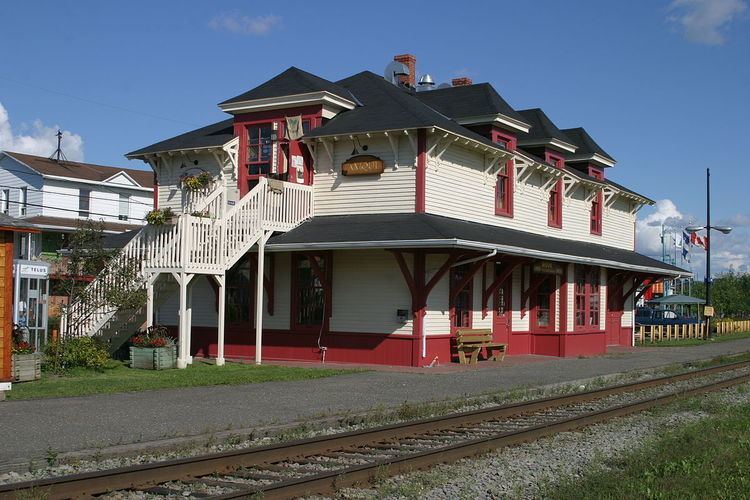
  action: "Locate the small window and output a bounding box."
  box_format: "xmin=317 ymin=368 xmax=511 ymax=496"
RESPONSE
xmin=574 ymin=266 xmax=601 ymax=330
xmin=548 ymin=181 xmax=562 ymax=228
xmin=495 ymin=162 xmax=513 ymax=217
xmin=19 ymin=187 xmax=27 ymax=216
xmin=79 ymin=189 xmax=91 ymax=217
xmin=1 ymin=189 xmax=9 ymax=214
xmin=450 ymin=265 xmax=473 ymax=331
xmin=246 ymin=124 xmax=273 ymax=176
xmin=293 ymin=254 xmax=327 ymax=328
xmin=118 ymin=193 xmax=130 ymax=221
xmin=590 ymin=193 xmax=602 ymax=235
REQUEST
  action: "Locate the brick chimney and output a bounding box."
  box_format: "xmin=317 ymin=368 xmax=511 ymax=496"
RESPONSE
xmin=393 ymin=54 xmax=416 ymax=87
xmin=451 ymin=77 xmax=473 ymax=86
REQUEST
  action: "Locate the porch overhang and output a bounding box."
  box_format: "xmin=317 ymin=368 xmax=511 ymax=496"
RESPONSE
xmin=266 ymin=213 xmax=688 ymax=278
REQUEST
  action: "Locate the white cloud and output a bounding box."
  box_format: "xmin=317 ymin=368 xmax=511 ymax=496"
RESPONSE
xmin=636 ymin=199 xmax=684 ymax=255
xmin=208 ymin=12 xmax=281 ymax=36
xmin=637 ymin=199 xmax=750 ymax=277
xmin=667 ymin=0 xmax=747 ymax=45
xmin=0 ymin=102 xmax=84 ymax=161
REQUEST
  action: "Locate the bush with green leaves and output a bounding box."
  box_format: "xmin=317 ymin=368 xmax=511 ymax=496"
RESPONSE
xmin=44 ymin=337 xmax=111 ymax=372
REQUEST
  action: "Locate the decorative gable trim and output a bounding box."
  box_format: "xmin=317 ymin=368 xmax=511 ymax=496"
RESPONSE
xmin=218 ymin=91 xmax=356 ymax=115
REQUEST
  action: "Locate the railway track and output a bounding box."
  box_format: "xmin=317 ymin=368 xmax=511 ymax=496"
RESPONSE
xmin=3 ymin=359 xmax=750 ymax=499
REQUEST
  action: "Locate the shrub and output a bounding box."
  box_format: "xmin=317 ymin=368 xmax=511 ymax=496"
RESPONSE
xmin=44 ymin=337 xmax=111 ymax=372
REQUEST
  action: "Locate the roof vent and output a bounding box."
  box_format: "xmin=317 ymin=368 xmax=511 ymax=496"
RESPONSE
xmin=416 ymin=74 xmax=435 ymax=92
xmin=384 ymin=60 xmax=410 ymax=86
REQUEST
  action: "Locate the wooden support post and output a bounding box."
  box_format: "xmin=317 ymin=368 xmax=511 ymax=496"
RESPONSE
xmin=255 ymin=232 xmax=271 ymax=365
xmin=146 ymin=274 xmax=154 ymax=329
xmin=186 ymin=280 xmax=193 ymax=365
xmin=215 ymin=274 xmax=226 ymax=366
xmin=177 ymin=273 xmax=188 ymax=369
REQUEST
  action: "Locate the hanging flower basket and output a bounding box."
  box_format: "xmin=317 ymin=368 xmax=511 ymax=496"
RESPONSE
xmin=181 ymin=171 xmax=213 ymax=191
xmin=145 ymin=207 xmax=176 ymax=226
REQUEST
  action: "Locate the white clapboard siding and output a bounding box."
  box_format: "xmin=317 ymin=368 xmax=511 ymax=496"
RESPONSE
xmin=0 ymin=156 xmax=44 ymax=218
xmin=566 ymin=264 xmax=575 ymax=332
xmin=511 ymin=267 xmax=529 ymax=331
xmin=264 ymin=253 xmax=291 ymax=330
xmin=424 ymin=254 xmax=450 ymax=335
xmin=425 ymin=143 xmax=636 ymax=250
xmin=330 ymin=250 xmax=413 ymax=335
xmin=622 ymin=284 xmax=634 ymax=327
xmin=40 ymin=179 xmax=151 ymax=225
xmin=157 ymin=275 xmax=217 ymax=328
xmin=157 ymin=152 xmax=224 ymax=213
xmin=600 ymin=268 xmax=607 ymax=329
xmin=313 ymin=137 xmax=416 ymax=216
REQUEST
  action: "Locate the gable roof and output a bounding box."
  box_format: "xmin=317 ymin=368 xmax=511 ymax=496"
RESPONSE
xmin=304 ymin=71 xmax=505 ymax=151
xmin=219 ymin=67 xmax=357 ymax=107
xmin=3 ymin=151 xmax=153 ymax=188
xmin=516 ymin=108 xmax=577 ymax=153
xmin=126 ymin=119 xmax=234 ymax=158
xmin=561 ymin=127 xmax=616 ymax=166
xmin=414 ymin=83 xmax=530 ymax=131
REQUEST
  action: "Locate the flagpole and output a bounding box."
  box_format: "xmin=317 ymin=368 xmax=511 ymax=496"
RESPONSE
xmin=705 ymin=167 xmax=712 ymax=339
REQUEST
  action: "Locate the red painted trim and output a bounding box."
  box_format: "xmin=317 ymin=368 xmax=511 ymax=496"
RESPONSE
xmin=2 ymin=233 xmax=13 ymax=381
xmin=545 ymin=152 xmax=564 ymax=228
xmin=559 ymin=270 xmax=568 ymax=334
xmin=415 ymin=128 xmax=427 ymax=213
xmin=412 ymin=251 xmax=426 ymax=367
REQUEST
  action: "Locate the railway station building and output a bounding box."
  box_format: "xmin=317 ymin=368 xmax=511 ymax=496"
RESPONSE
xmin=66 ymin=54 xmax=686 ymax=367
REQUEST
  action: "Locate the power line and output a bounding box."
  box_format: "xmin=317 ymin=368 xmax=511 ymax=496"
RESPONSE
xmin=0 ymin=75 xmax=201 ymax=127
xmin=0 ymin=164 xmax=154 ymax=207
xmin=2 ymin=199 xmax=146 ymax=222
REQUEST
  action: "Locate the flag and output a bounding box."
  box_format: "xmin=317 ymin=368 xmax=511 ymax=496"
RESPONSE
xmin=682 ymin=245 xmax=690 ymax=262
xmin=683 ymin=231 xmax=691 ymax=248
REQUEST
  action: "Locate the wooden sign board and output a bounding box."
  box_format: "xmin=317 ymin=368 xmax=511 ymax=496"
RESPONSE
xmin=703 ymin=305 xmax=715 ymax=317
xmin=342 ymin=155 xmax=385 ymax=176
xmin=532 ymin=260 xmax=564 ymax=275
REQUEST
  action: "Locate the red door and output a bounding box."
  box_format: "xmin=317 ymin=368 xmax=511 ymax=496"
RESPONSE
xmin=606 ymin=289 xmax=625 ymax=345
xmin=493 ymin=281 xmax=511 ymax=346
xmin=531 ymin=276 xmax=556 ymax=332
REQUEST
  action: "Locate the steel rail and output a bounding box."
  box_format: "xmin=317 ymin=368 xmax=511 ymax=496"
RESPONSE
xmin=1 ymin=359 xmax=749 ymax=499
xmin=238 ymin=370 xmax=750 ymax=500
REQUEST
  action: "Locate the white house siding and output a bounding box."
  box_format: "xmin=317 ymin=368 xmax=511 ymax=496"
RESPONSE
xmin=265 ymin=252 xmax=291 ymax=330
xmin=313 ymin=136 xmax=416 ymax=216
xmin=566 ymin=264 xmax=575 ymax=332
xmin=156 ymin=275 xmax=217 ymax=328
xmin=0 ymin=155 xmax=44 ymax=218
xmin=41 ymin=179 xmax=151 ymax=225
xmin=153 ymin=152 xmax=225 ymax=213
xmin=471 ymin=264 xmax=492 ymax=330
xmin=425 ymin=254 xmax=450 ymax=335
xmin=622 ymin=283 xmax=634 ymax=327
xmin=330 ymin=250 xmax=412 ymax=334
xmin=424 ymin=142 xmax=636 ymax=250
xmin=600 ymin=268 xmax=607 ymax=329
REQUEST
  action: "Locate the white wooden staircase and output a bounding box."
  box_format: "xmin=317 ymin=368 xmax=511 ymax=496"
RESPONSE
xmin=61 ymin=177 xmax=314 ymax=363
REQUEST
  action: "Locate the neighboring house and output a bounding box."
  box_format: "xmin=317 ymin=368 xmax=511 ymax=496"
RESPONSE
xmin=65 ymin=54 xmax=686 ymax=368
xmin=0 ymin=150 xmax=154 ymax=253
xmin=0 ymin=151 xmax=154 ymax=309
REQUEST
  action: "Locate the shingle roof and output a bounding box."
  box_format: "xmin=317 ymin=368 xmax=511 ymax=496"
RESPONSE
xmin=24 ymin=215 xmax=143 ymax=233
xmin=126 ymin=119 xmax=234 ymax=158
xmin=0 ymin=213 xmax=39 ymax=232
xmin=3 ymin=151 xmax=153 ymax=188
xmin=605 ymin=178 xmax=654 ymax=204
xmin=516 ymin=108 xmax=576 ymax=150
xmin=219 ymin=67 xmax=356 ymax=106
xmin=414 ymin=83 xmax=529 ymax=129
xmin=268 ymin=213 xmax=686 ymax=276
xmin=561 ymin=127 xmax=616 ymax=164
xmin=304 ymin=71 xmax=504 ymax=151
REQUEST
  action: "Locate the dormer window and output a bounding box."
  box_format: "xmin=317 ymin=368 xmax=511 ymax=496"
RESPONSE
xmin=246 ymin=124 xmax=273 ymax=177
xmin=493 ymin=132 xmax=515 ymax=218
xmin=546 ymin=154 xmax=564 ymax=228
xmin=589 ymin=167 xmax=603 ymax=235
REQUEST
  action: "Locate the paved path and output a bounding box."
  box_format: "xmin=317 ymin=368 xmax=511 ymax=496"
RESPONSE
xmin=2 ymin=339 xmax=750 ymax=470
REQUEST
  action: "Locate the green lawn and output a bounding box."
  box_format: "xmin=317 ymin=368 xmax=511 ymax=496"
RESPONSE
xmin=7 ymin=360 xmax=360 ymax=400
xmin=546 ymin=399 xmax=750 ymax=499
xmin=639 ymin=330 xmax=750 ymax=347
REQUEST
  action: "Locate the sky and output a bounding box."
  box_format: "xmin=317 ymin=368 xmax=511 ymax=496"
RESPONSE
xmin=0 ymin=0 xmax=748 ymax=277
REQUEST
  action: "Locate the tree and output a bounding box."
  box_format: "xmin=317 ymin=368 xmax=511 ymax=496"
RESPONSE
xmin=689 ymin=271 xmax=750 ymax=319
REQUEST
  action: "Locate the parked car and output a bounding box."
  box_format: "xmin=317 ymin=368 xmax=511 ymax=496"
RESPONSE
xmin=635 ymin=307 xmax=700 ymax=326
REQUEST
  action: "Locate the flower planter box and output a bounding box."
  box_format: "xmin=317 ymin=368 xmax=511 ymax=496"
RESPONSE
xmin=11 ymin=353 xmax=42 ymax=382
xmin=129 ymin=345 xmax=177 ymax=370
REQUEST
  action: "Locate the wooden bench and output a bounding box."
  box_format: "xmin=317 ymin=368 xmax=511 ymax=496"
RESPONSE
xmin=456 ymin=328 xmax=506 ymax=365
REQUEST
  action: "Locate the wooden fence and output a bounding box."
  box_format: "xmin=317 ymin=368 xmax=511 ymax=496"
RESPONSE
xmin=635 ymin=323 xmax=706 ymax=343
xmin=715 ymin=320 xmax=750 ymax=335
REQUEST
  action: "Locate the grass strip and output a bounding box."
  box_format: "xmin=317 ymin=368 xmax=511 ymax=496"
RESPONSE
xmin=546 ymin=394 xmax=750 ymax=499
xmin=7 ymin=360 xmax=361 ymax=400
